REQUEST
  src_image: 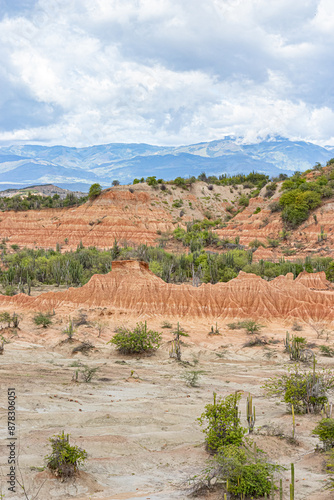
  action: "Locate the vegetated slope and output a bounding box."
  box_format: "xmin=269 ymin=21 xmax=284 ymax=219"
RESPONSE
xmin=1 ymin=177 xmax=334 ymax=261
xmin=0 ymin=182 xmax=247 ymax=249
xmin=1 ymin=260 xmax=333 ymax=322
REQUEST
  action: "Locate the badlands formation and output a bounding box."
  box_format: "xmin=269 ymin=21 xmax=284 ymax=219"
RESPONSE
xmin=1 ymin=182 xmax=334 ymax=500
xmin=0 ymin=181 xmax=333 ymax=259
xmin=0 ymin=261 xmax=334 ymax=323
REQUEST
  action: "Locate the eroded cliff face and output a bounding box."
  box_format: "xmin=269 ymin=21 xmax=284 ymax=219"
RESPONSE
xmin=1 ymin=181 xmax=334 ymax=259
xmin=1 ymin=261 xmax=333 ymax=322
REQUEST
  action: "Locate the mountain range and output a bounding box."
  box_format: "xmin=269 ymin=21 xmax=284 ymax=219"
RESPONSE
xmin=0 ymin=136 xmax=333 ymax=191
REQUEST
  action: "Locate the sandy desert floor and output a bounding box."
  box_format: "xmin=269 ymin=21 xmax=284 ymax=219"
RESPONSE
xmin=1 ymin=317 xmax=334 ymax=500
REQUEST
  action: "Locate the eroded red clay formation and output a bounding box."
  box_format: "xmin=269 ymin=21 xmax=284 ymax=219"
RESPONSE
xmin=2 ymin=181 xmax=334 ymax=262
xmin=1 ymin=261 xmax=334 ymax=322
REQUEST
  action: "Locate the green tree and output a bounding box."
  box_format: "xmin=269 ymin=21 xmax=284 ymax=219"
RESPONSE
xmin=88 ymin=183 xmax=102 ymax=200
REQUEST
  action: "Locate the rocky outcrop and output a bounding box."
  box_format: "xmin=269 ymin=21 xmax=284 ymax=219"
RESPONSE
xmin=1 ymin=262 xmax=333 ymax=322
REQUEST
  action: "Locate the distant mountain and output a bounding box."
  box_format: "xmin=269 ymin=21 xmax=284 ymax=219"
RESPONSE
xmin=0 ymin=184 xmax=86 ymax=199
xmin=0 ymin=136 xmax=333 ymax=190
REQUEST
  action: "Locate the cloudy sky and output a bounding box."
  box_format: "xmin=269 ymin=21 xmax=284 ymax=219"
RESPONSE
xmin=0 ymin=0 xmax=333 ymax=147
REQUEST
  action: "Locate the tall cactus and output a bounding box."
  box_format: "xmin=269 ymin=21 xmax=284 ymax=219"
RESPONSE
xmin=290 ymin=463 xmax=295 ymax=500
xmin=246 ymin=393 xmax=256 ymax=433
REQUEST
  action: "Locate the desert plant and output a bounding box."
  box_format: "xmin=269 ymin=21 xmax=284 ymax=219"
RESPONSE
xmin=72 ymin=342 xmax=94 ymax=355
xmin=11 ymin=312 xmax=19 ymax=328
xmin=94 ymin=321 xmax=106 ymax=338
xmin=108 ymin=321 xmax=161 ymax=354
xmin=243 ymin=336 xmax=268 ymax=348
xmin=33 ymin=312 xmax=52 ymax=328
xmin=312 ymin=418 xmax=334 ymax=450
xmin=319 ymin=345 xmax=334 ymax=357
xmin=81 ymin=365 xmax=99 ymax=383
xmin=0 ymin=311 xmax=11 ymax=327
xmin=263 ymin=364 xmax=334 ymax=414
xmin=284 ymin=332 xmax=307 ymax=361
xmin=242 ymin=320 xmax=262 ymax=334
xmin=246 ymin=393 xmax=256 ymax=433
xmin=45 ymin=431 xmax=87 ymax=478
xmin=169 ymin=322 xmax=189 ymax=361
xmin=267 ymin=238 xmax=280 ymax=248
xmin=161 ymin=320 xmax=172 ymax=329
xmin=182 ymin=370 xmax=205 ymax=387
xmin=63 ymin=318 xmax=75 ymax=340
xmin=74 ymin=311 xmax=89 ymax=326
xmin=189 ymin=443 xmax=282 ymax=498
xmin=292 ymin=321 xmax=303 ymax=332
xmin=227 ymin=320 xmax=262 ymax=334
xmin=198 ymin=392 xmax=246 ymax=453
xmin=209 ymin=322 xmax=220 ymax=335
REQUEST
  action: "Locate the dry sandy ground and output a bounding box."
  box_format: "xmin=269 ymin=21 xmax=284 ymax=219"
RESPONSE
xmin=1 ymin=317 xmax=334 ymax=500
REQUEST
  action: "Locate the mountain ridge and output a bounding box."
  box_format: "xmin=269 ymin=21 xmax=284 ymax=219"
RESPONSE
xmin=1 ymin=136 xmax=333 ymax=190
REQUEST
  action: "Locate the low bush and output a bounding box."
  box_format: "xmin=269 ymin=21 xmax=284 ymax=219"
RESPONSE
xmin=161 ymin=320 xmax=172 ymax=328
xmin=227 ymin=320 xmax=262 ymax=334
xmin=33 ymin=312 xmax=52 ymax=328
xmin=189 ymin=443 xmax=282 ymax=498
xmin=182 ymin=370 xmax=205 ymax=387
xmin=45 ymin=431 xmax=87 ymax=478
xmin=108 ymin=321 xmax=161 ymax=354
xmin=319 ymin=345 xmax=334 ymax=357
xmin=312 ymin=418 xmax=334 ymax=450
xmin=262 ymin=365 xmax=334 ymax=414
xmin=198 ymin=392 xmax=246 ymax=453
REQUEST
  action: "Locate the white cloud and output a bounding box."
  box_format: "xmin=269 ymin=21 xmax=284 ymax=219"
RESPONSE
xmin=0 ymin=0 xmax=333 ymax=146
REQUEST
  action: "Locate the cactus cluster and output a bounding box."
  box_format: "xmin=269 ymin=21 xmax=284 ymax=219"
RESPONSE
xmin=284 ymin=332 xmax=308 ymax=361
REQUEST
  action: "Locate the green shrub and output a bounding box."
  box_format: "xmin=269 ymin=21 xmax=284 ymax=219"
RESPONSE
xmin=198 ymin=392 xmax=246 ymax=453
xmin=161 ymin=320 xmax=172 ymax=328
xmin=81 ymin=365 xmax=99 ymax=383
xmin=269 ymin=201 xmax=281 ymax=212
xmin=108 ymin=321 xmax=161 ymax=354
xmin=319 ymin=345 xmax=334 ymax=357
xmin=182 ymin=370 xmax=205 ymax=387
xmin=0 ymin=311 xmax=12 ymax=327
xmin=249 ymin=239 xmax=265 ymax=249
xmin=5 ymin=285 xmax=16 ymax=296
xmin=238 ymin=194 xmax=249 ymax=207
xmin=88 ymin=183 xmax=102 ymax=200
xmin=312 ymin=418 xmax=334 ymax=450
xmin=262 ymin=365 xmax=334 ymax=414
xmin=172 ymin=199 xmax=183 ymax=208
xmin=62 ymin=319 xmax=75 ymax=340
xmin=267 ymin=238 xmax=280 ymax=248
xmin=227 ymin=320 xmax=262 ymax=334
xmin=146 ymin=176 xmax=158 ymax=186
xmin=173 ymin=177 xmax=187 ymax=188
xmin=189 ymin=443 xmax=282 ymax=498
xmin=279 ymin=187 xmax=322 ymax=227
xmin=45 ymin=431 xmax=87 ymax=478
xmin=34 ymin=312 xmax=52 ymax=328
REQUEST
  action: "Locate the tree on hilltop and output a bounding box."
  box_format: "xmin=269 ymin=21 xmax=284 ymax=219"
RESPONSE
xmin=88 ymin=183 xmax=102 ymax=200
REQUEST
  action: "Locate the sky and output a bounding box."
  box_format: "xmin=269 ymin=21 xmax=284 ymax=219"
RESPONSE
xmin=0 ymin=0 xmax=334 ymax=147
